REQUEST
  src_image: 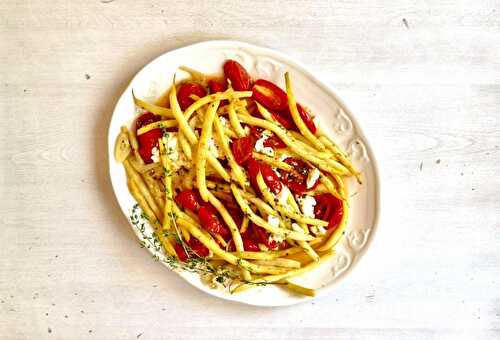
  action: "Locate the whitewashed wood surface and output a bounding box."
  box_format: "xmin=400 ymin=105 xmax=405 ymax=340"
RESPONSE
xmin=1 ymin=1 xmax=499 ymax=339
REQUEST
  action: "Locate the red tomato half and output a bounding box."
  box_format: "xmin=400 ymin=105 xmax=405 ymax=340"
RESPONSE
xmin=252 ymin=79 xmax=289 ymax=111
xmin=198 ymin=204 xmax=229 ymax=236
xmin=297 ymin=103 xmax=316 ymax=133
xmin=174 ymin=243 xmax=188 ymax=262
xmin=263 ymin=134 xmax=286 ymax=149
xmin=208 ymin=79 xmax=227 ymax=93
xmin=278 ymin=158 xmax=319 ymax=194
xmin=223 ymin=60 xmax=251 ymax=91
xmin=177 ymin=82 xmax=207 ymax=111
xmin=188 ymin=238 xmax=210 ymax=257
xmin=314 ymin=194 xmax=344 ymax=230
xmin=246 ymin=158 xmax=282 ymax=194
xmin=175 ymin=190 xmax=200 ymax=212
xmin=242 ymin=238 xmax=259 ymax=252
xmin=135 ymin=112 xmax=162 ymax=164
xmin=208 ymin=79 xmax=228 ymax=106
xmin=231 ymin=136 xmax=254 ymax=165
xmin=260 ymin=162 xmax=282 ymax=195
xmin=271 ymin=110 xmax=295 ymax=129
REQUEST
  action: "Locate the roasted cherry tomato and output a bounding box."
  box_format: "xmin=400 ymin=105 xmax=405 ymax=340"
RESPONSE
xmin=135 ymin=112 xmax=162 ymax=164
xmin=223 ymin=60 xmax=251 ymax=91
xmin=260 ymin=162 xmax=282 ymax=194
xmin=271 ymin=110 xmax=295 ymax=129
xmin=263 ymin=134 xmax=286 ymax=149
xmin=198 ymin=204 xmax=229 ymax=236
xmin=279 ymin=157 xmax=319 ymax=194
xmin=231 ymin=136 xmax=254 ymax=165
xmin=188 ymin=238 xmax=210 ymax=257
xmin=252 ymin=79 xmax=289 ymax=111
xmin=247 ymin=158 xmax=282 ymax=194
xmin=177 ymin=82 xmax=207 ymax=111
xmin=175 ymin=190 xmax=200 ymax=212
xmin=297 ymin=103 xmax=316 ymax=133
xmin=247 ymin=157 xmax=261 ymax=191
xmin=174 ymin=243 xmax=188 ymax=262
xmin=314 ymin=194 xmax=344 ymax=229
xmin=208 ymin=79 xmax=227 ymax=93
xmin=249 ymin=126 xmax=263 ymax=140
xmin=208 ymin=79 xmax=228 ymax=106
xmin=136 ymin=112 xmax=160 ymax=129
xmin=242 ymin=238 xmax=259 ymax=252
xmin=252 ymin=224 xmax=281 ymax=250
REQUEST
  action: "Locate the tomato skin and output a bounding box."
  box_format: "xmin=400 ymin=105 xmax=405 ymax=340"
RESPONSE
xmin=175 ymin=190 xmax=200 ymax=212
xmin=279 ymin=157 xmax=319 ymax=194
xmin=188 ymin=238 xmax=210 ymax=257
xmin=198 ymin=204 xmax=229 ymax=236
xmin=208 ymin=79 xmax=227 ymax=93
xmin=231 ymin=136 xmax=254 ymax=165
xmin=223 ymin=60 xmax=251 ymax=91
xmin=247 ymin=158 xmax=282 ymax=194
xmin=263 ymin=134 xmax=286 ymax=149
xmin=260 ymin=163 xmax=282 ymax=195
xmin=208 ymin=79 xmax=228 ymax=106
xmin=177 ymin=82 xmax=207 ymax=110
xmin=242 ymin=238 xmax=259 ymax=252
xmin=314 ymin=194 xmax=344 ymax=229
xmin=174 ymin=243 xmax=188 ymax=262
xmin=271 ymin=110 xmax=295 ymax=129
xmin=252 ymin=79 xmax=288 ymax=111
xmin=135 ymin=112 xmax=162 ymax=164
xmin=297 ymin=103 xmax=316 ymax=133
xmin=249 ymin=126 xmax=263 ymax=140
xmin=247 ymin=157 xmax=261 ymax=191
xmin=136 ymin=112 xmax=160 ymax=129
xmin=253 ymin=224 xmax=280 ymax=250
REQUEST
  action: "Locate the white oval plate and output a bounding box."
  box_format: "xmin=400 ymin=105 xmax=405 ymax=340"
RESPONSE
xmin=108 ymin=40 xmax=380 ymax=306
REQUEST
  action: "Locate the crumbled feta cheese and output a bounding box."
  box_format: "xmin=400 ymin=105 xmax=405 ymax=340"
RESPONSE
xmin=163 ymin=132 xmax=180 ymax=162
xmin=268 ymin=234 xmax=285 ymax=244
xmin=219 ymin=116 xmax=229 ymax=127
xmin=297 ymin=195 xmax=317 ymax=218
xmin=310 ymin=225 xmax=327 ymax=236
xmin=243 ymin=126 xmax=250 ymax=134
xmin=150 ymin=146 xmax=160 ymax=163
xmin=267 ymin=215 xmax=280 ymax=228
xmin=306 ymin=168 xmax=321 ymax=189
xmin=276 ymin=186 xmax=292 ymax=206
xmin=207 ymin=137 xmax=221 ymax=158
xmin=254 ymin=135 xmax=274 ymax=157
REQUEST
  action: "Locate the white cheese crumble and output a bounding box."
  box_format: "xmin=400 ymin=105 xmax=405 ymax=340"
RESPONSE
xmin=297 ymin=195 xmax=317 ymax=218
xmin=208 ymin=137 xmax=221 ymax=158
xmin=163 ymin=132 xmax=180 ymax=162
xmin=267 ymin=215 xmax=280 ymax=228
xmin=254 ymin=135 xmax=275 ymax=157
xmin=150 ymin=146 xmax=160 ymax=163
xmin=276 ymin=186 xmax=292 ymax=206
xmin=306 ymin=168 xmax=321 ymax=189
xmin=310 ymin=225 xmax=327 ymax=236
xmin=219 ymin=116 xmax=229 ymax=127
xmin=268 ymin=234 xmax=285 ymax=244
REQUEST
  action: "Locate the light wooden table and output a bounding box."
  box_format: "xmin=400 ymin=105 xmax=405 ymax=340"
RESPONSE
xmin=1 ymin=1 xmax=499 ymax=339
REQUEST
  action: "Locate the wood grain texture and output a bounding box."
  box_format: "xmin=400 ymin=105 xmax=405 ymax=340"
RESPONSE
xmin=1 ymin=0 xmax=499 ymax=339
